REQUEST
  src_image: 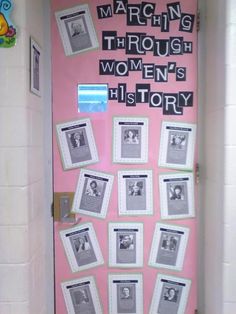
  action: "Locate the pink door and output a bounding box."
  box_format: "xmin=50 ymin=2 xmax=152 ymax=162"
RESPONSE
xmin=52 ymin=0 xmax=198 ymax=313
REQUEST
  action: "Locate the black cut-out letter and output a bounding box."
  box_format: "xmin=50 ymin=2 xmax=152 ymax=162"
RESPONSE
xmin=154 ymin=39 xmax=169 ymax=56
xmin=179 ymin=92 xmax=193 ymax=107
xmin=163 ymin=93 xmax=183 ymax=115
xmin=114 ymin=0 xmax=127 ymax=14
xmin=155 ymin=65 xmax=168 ymax=82
xmin=102 ymin=31 xmax=117 ymax=50
xmin=149 ymin=92 xmax=163 ymax=107
xmin=116 ymin=37 xmax=126 ymax=49
xmin=97 ymin=5 xmax=112 ymax=19
xmin=141 ymin=35 xmax=155 ymax=51
xmin=179 ymin=14 xmax=195 ymax=32
xmin=126 ymin=33 xmax=146 ymax=55
xmin=151 ymin=14 xmax=161 ymax=26
xmin=115 ymin=61 xmax=129 ymax=76
xmin=161 ymin=13 xmax=169 ymax=32
xmin=127 ymin=4 xmax=147 ymax=26
xmin=136 ymin=84 xmax=150 ymax=103
xmin=176 ymin=67 xmax=186 ymax=81
xmin=183 ymin=41 xmax=193 ymax=53
xmin=170 ymin=37 xmax=183 ymax=55
xmin=142 ymin=63 xmax=154 ymax=79
xmin=118 ymin=84 xmax=127 ymax=103
xmin=126 ymin=93 xmax=136 ymax=106
xmin=128 ymin=58 xmax=143 ymax=71
xmin=140 ymin=2 xmax=156 ymax=19
xmin=99 ymin=60 xmax=115 ymax=75
xmin=109 ymin=88 xmax=118 ymax=100
xmin=167 ymin=2 xmax=181 ymax=20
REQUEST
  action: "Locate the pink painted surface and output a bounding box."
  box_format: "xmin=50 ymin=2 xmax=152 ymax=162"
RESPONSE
xmin=51 ymin=0 xmax=198 ymax=313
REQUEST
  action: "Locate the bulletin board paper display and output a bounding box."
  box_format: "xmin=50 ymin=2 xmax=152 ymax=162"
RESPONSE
xmin=52 ymin=0 xmax=198 ymax=313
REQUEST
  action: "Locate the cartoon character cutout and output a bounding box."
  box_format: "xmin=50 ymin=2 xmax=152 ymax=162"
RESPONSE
xmin=0 ymin=0 xmax=16 ymax=48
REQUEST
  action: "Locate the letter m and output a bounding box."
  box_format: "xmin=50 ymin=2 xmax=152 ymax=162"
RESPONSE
xmin=97 ymin=5 xmax=113 ymax=19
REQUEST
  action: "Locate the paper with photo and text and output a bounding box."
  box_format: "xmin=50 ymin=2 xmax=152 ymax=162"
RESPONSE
xmin=56 ymin=118 xmax=99 ymax=170
xmin=118 ymin=169 xmax=153 ymax=216
xmin=159 ymin=172 xmax=195 ymax=220
xmin=149 ymin=223 xmax=189 ymax=271
xmin=60 ymin=223 xmax=104 ymax=272
xmin=109 ymin=273 xmax=143 ymax=314
xmin=149 ymin=274 xmax=191 ymax=314
xmin=61 ymin=276 xmax=102 ymax=314
xmin=71 ymin=169 xmax=114 ymax=219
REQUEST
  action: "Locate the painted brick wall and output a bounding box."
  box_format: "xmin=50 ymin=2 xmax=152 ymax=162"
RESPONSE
xmin=0 ymin=0 xmax=53 ymax=313
xmin=223 ymin=0 xmax=236 ymax=313
xmin=199 ymin=0 xmax=236 ymax=313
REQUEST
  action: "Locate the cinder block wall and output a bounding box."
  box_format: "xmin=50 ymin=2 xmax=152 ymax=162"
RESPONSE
xmin=0 ymin=0 xmax=53 ymax=313
xmin=199 ymin=0 xmax=236 ymax=313
xmin=223 ymin=0 xmax=236 ymax=313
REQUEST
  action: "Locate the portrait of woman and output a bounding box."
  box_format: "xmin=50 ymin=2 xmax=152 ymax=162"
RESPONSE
xmin=124 ymin=129 xmax=139 ymax=144
xmin=70 ymin=131 xmax=85 ymax=148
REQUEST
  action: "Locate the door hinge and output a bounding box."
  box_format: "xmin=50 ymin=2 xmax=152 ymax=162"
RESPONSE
xmin=51 ymin=202 xmax=54 ymax=217
xmin=197 ymin=10 xmax=200 ymax=32
xmin=196 ymin=163 xmax=200 ymax=184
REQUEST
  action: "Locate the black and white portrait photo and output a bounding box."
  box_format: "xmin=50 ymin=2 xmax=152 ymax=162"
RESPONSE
xmin=155 ymin=231 xmax=181 ymax=267
xmin=167 ymin=131 xmax=188 ymax=165
xmin=68 ymin=19 xmax=86 ymax=38
xmin=170 ymin=133 xmax=187 ymax=150
xmin=116 ymin=232 xmax=136 ymax=264
xmin=73 ymin=235 xmax=91 ymax=253
xmin=66 ymin=127 xmax=92 ymax=165
xmin=30 ymin=37 xmax=41 ymax=96
xmin=159 ymin=121 xmax=196 ymax=170
xmin=69 ymin=231 xmax=98 ymax=269
xmin=113 ymin=117 xmax=148 ymax=164
xmin=123 ymin=129 xmax=139 ymax=144
xmin=120 ymin=286 xmax=132 ymax=299
xmin=117 ymin=284 xmax=136 ymax=313
xmin=161 ymin=234 xmax=178 ymax=252
xmin=85 ymin=179 xmax=102 ymax=197
xmin=166 ymin=181 xmax=189 ymax=216
xmin=169 ymin=184 xmax=185 ymax=201
xmin=128 ymin=181 xmax=143 ymax=196
xmin=159 ymin=173 xmax=195 ymax=220
xmin=119 ymin=234 xmax=134 ymax=250
xmin=163 ymin=287 xmax=179 ymax=303
xmin=33 ymin=47 xmax=40 ymax=91
xmin=72 ymin=288 xmax=89 ymax=305
xmin=121 ymin=126 xmax=142 ymax=159
xmin=69 ymin=131 xmax=85 ymax=148
xmin=158 ymin=283 xmax=182 ymax=314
